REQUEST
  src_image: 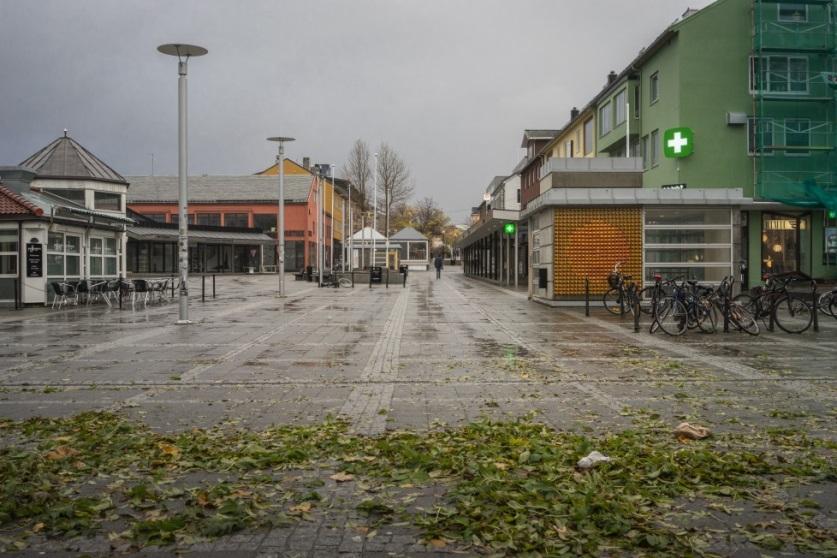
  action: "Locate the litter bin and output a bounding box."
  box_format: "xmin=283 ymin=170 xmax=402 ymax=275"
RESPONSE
xmin=370 ymin=266 xmax=383 ymax=284
xmin=398 ymin=264 xmax=408 ymax=274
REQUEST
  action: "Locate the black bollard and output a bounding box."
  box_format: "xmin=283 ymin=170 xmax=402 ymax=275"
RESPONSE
xmin=212 ymin=274 xmax=216 ymax=299
xmin=767 ymin=302 xmax=775 ymax=332
xmin=13 ymin=278 xmax=19 ymax=310
xmin=633 ymin=291 xmax=640 ymax=333
xmin=118 ymin=277 xmax=123 ymax=311
xmin=403 ymin=269 xmax=407 ymax=288
xmin=386 ymin=268 xmax=389 ymax=289
xmin=202 ymin=275 xmax=206 ymax=303
xmin=351 ymin=270 xmax=354 ymax=288
xmin=369 ymin=269 xmax=373 ymax=289
xmin=171 ymin=275 xmax=175 ymax=298
xmin=584 ymin=277 xmax=590 ymax=317
xmin=723 ymin=295 xmax=730 ymax=333
xmin=812 ymin=281 xmax=819 ymax=332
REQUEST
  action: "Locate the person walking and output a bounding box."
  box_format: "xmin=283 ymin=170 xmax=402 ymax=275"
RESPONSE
xmin=434 ymin=253 xmax=443 ymax=280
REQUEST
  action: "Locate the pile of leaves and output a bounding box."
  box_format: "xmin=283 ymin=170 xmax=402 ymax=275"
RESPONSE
xmin=0 ymin=411 xmax=834 ymax=555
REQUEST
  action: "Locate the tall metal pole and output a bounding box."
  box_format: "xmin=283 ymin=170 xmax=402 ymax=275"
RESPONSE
xmin=268 ymin=136 xmax=295 ymax=297
xmin=330 ymin=164 xmax=335 ymax=271
xmin=278 ymin=145 xmax=285 ymax=295
xmin=319 ymin=171 xmax=324 ymax=285
xmin=348 ymin=175 xmax=352 ymax=271
xmin=158 ymin=44 xmax=207 ymax=325
xmin=341 ymin=198 xmax=346 ymax=271
xmin=372 ymin=152 xmax=378 ymax=267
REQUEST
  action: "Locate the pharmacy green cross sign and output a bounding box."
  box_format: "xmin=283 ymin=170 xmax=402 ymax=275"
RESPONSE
xmin=664 ymin=127 xmax=694 ymax=158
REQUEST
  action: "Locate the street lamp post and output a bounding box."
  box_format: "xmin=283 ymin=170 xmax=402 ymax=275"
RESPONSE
xmin=372 ymin=152 xmax=378 ymax=268
xmin=267 ymin=136 xmax=295 ymax=297
xmin=330 ymin=164 xmax=335 ymax=271
xmin=157 ymin=43 xmax=207 ymax=325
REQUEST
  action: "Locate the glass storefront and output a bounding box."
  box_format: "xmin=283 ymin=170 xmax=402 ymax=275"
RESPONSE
xmin=761 ymin=212 xmax=809 ymax=276
xmin=644 ymin=207 xmax=733 ymax=283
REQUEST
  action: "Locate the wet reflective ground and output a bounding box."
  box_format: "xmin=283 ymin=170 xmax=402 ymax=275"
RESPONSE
xmin=0 ymin=270 xmax=834 ymax=556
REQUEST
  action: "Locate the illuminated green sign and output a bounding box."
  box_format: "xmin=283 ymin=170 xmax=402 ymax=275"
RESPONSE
xmin=828 ymin=209 xmax=837 ymax=219
xmin=503 ymin=223 xmax=516 ymax=235
xmin=664 ymin=127 xmax=694 ymax=158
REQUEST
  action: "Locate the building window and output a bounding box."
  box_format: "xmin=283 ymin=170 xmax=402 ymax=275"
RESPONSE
xmin=641 ymin=135 xmax=649 ymax=169
xmin=747 ymin=117 xmax=775 ymax=155
xmin=253 ymin=214 xmax=277 ymax=235
xmin=750 ymin=56 xmax=808 ymax=94
xmin=170 ymin=213 xmax=195 ymax=225
xmin=599 ymin=102 xmax=613 ymax=136
xmin=778 ymin=3 xmax=808 ymax=22
xmin=785 ymin=118 xmax=811 ymax=156
xmin=94 ymin=192 xmax=121 ymax=211
xmin=644 ymin=208 xmax=733 ymax=283
xmin=224 ymin=213 xmax=249 ymax=228
xmin=583 ymin=119 xmax=594 ymax=154
xmin=649 ymin=72 xmax=660 ymax=103
xmin=0 ymin=229 xmax=17 ymax=302
xmin=650 ymin=129 xmax=660 ymax=167
xmin=614 ymin=89 xmax=627 ymax=125
xmin=44 ymin=189 xmax=86 ymax=205
xmin=196 ymin=213 xmax=221 ymax=226
xmin=143 ymin=214 xmax=167 ymax=223
xmin=633 ymin=86 xmax=640 ymax=118
xmin=47 ymin=232 xmax=82 ymax=280
xmin=564 ymin=140 xmax=574 ymax=158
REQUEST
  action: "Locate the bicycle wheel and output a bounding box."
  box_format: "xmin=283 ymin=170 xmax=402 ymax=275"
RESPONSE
xmin=638 ymin=286 xmax=655 ymax=315
xmin=656 ymin=298 xmax=688 ymax=336
xmin=603 ymin=288 xmax=627 ymax=315
xmin=729 ymin=303 xmax=759 ymax=335
xmin=773 ymin=295 xmax=813 ymax=334
xmin=338 ymin=277 xmax=352 ymax=288
xmin=696 ymin=297 xmax=718 ymax=333
xmin=818 ymin=291 xmax=835 ymax=317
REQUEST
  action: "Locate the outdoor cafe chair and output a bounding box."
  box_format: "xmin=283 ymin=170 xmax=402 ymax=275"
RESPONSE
xmin=131 ymin=279 xmax=150 ymax=310
xmin=50 ymin=282 xmax=77 ymax=309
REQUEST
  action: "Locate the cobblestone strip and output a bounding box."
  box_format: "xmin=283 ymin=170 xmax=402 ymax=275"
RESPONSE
xmin=340 ymin=288 xmax=409 ymax=435
xmin=443 ymin=279 xmax=626 ymax=412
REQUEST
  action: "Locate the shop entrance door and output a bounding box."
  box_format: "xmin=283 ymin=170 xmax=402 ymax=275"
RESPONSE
xmin=761 ymin=212 xmax=810 ymax=276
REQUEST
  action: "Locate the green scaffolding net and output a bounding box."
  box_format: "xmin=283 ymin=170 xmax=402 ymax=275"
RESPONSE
xmin=753 ymin=0 xmax=837 ymax=211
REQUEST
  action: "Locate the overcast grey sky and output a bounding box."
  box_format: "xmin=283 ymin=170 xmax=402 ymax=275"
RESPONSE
xmin=1 ymin=0 xmax=713 ymax=222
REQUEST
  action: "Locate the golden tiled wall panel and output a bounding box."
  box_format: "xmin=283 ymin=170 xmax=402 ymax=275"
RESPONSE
xmin=553 ymin=207 xmax=642 ymax=296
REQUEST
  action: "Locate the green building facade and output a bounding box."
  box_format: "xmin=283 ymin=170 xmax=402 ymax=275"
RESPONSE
xmin=593 ymin=0 xmax=837 ymax=285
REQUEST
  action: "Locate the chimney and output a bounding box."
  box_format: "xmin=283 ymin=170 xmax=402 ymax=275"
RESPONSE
xmin=607 ymin=71 xmax=618 ymax=84
xmin=570 ymin=107 xmax=580 ymax=121
xmin=302 ymin=156 xmax=310 ymax=170
xmin=0 ymin=166 xmax=36 ymax=194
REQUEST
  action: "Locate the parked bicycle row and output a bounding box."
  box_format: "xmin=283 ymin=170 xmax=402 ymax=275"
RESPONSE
xmin=50 ymin=278 xmax=175 ymax=310
xmin=602 ymin=263 xmax=835 ymax=336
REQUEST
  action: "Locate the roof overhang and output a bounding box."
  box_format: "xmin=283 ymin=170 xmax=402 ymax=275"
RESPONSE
xmin=521 ymin=187 xmax=795 ymax=219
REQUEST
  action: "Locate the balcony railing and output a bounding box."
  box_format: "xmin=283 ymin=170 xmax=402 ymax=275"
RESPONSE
xmin=538 ymin=157 xmax=643 ymax=182
xmin=756 ymin=21 xmax=835 ymax=51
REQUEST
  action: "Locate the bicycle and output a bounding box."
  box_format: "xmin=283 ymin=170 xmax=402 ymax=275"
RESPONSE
xmin=734 ymin=272 xmax=814 ymax=334
xmin=322 ymin=274 xmax=353 ymax=288
xmin=697 ymin=276 xmax=759 ymax=335
xmin=603 ymin=262 xmax=652 ymax=316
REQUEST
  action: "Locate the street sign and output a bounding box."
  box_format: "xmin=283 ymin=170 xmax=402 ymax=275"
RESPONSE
xmin=26 ymin=242 xmax=42 ymax=277
xmin=664 ymin=127 xmax=694 ymax=158
xmin=503 ymin=223 xmax=516 ymax=235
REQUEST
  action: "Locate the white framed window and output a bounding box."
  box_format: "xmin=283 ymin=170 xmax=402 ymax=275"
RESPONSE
xmin=47 ymin=232 xmax=82 ymax=280
xmin=614 ymin=89 xmax=627 ymax=125
xmin=778 ymin=3 xmax=808 ymax=22
xmin=599 ymin=101 xmax=613 ymax=136
xmin=750 ymin=55 xmax=808 ymax=94
xmin=650 ymin=72 xmax=660 ymax=103
xmin=747 ymin=117 xmax=775 ymax=155
xmin=0 ymin=228 xmax=18 ymax=302
xmin=644 ymin=208 xmax=733 ymax=283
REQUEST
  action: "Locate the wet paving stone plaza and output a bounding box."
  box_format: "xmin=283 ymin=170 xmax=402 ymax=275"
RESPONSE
xmin=1 ymin=271 xmax=835 ymax=557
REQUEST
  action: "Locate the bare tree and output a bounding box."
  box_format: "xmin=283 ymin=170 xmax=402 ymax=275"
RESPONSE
xmin=343 ymin=139 xmax=372 ymax=216
xmin=412 ymin=197 xmax=449 ymax=237
xmin=377 ymin=143 xmax=413 ymax=237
